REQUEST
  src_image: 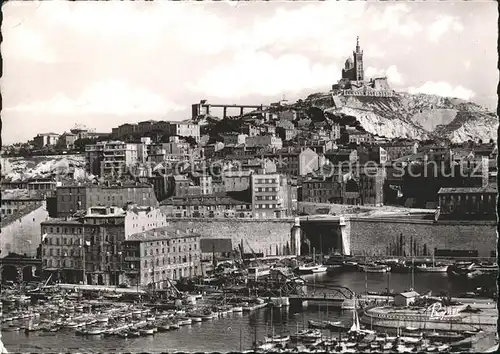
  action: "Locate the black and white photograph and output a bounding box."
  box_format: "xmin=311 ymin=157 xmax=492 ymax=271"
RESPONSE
xmin=0 ymin=1 xmax=498 ymax=353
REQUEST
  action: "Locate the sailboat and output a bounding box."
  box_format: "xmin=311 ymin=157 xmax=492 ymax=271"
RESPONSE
xmin=296 ymin=248 xmax=327 ymax=274
xmin=349 ymin=293 xmax=374 ymax=335
xmin=264 ymin=308 xmax=290 ymax=343
xmin=416 ymin=255 xmax=448 ymax=273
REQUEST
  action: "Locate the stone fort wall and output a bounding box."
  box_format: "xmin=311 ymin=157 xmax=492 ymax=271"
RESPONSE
xmin=349 ymin=218 xmax=497 ymax=257
xmin=165 ymin=218 xmax=295 ymax=256
xmin=164 ymin=217 xmax=496 ymax=259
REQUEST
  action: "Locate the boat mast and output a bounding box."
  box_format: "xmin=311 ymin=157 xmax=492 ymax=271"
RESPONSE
xmin=411 ymin=258 xmax=415 ymax=290
xmin=365 ymin=267 xmax=368 ymax=295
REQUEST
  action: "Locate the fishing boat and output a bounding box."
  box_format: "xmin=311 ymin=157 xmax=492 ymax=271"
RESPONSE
xmin=63 ymin=322 xmax=81 ymax=329
xmin=177 ymin=318 xmax=192 ymax=326
xmin=96 ymin=315 xmax=109 ymax=323
xmin=290 ymin=329 xmax=322 ymax=342
xmin=416 ymin=264 xmax=449 ymax=273
xmin=158 ymin=324 xmax=171 ymax=332
xmin=140 ymin=327 xmax=155 ymax=336
xmin=116 ymin=331 xmax=129 ymax=338
xmin=169 ymin=322 xmax=180 ymax=330
xmin=232 ymin=306 xmax=243 ymax=313
xmin=296 ymin=263 xmax=328 ymax=274
xmin=264 ymin=334 xmax=290 ymax=343
xmin=127 ymin=330 xmax=141 ymax=337
xmin=86 ymin=327 xmax=104 ymax=336
xmin=308 ymin=320 xmax=343 ymax=330
xmin=359 ymin=264 xmax=390 ymax=273
xmin=326 ymin=264 xmax=343 ymax=273
xmin=426 ymin=331 xmax=466 ymax=342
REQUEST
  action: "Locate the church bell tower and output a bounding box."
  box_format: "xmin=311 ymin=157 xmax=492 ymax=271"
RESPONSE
xmin=353 ymin=36 xmax=364 ymax=82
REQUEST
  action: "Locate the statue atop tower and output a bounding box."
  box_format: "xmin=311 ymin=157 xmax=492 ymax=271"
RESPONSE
xmin=341 ymin=36 xmax=364 ymax=82
xmin=353 ymin=36 xmax=364 ymax=81
xmin=333 ymin=36 xmax=393 ymax=96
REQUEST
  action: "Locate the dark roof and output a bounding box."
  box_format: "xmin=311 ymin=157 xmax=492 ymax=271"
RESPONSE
xmin=438 ymin=185 xmax=497 ymax=194
xmin=41 ymin=218 xmax=84 ymax=226
xmin=127 ymin=226 xmax=200 ymax=242
xmin=1 ymin=202 xmax=45 ymax=228
xmin=2 ymin=189 xmax=45 ymax=201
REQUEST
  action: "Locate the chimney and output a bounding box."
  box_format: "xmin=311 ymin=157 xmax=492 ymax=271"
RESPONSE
xmin=176 ymin=230 xmax=180 ymax=235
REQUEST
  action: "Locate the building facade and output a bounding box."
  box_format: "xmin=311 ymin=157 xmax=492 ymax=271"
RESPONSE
xmin=301 ymin=179 xmax=343 ymax=204
xmin=33 ymin=133 xmax=60 ymax=149
xmin=41 ymin=205 xmax=168 ymax=285
xmin=250 ymin=174 xmax=290 ymax=219
xmin=160 ymin=194 xmax=252 ymax=218
xmin=222 ymin=171 xmax=252 ymax=192
xmin=85 ymin=141 xmax=140 ymax=178
xmin=437 ymin=186 xmax=497 ymax=220
xmin=55 ymin=183 xmax=159 ymax=217
xmin=122 ymin=227 xmax=202 ymax=288
xmin=246 ymin=135 xmax=283 ymax=149
xmin=1 ymin=190 xmax=45 ymax=216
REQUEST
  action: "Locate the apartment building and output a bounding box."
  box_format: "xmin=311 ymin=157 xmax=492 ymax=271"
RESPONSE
xmin=250 ymin=174 xmax=290 ymax=219
xmin=222 ymin=133 xmax=247 ymax=146
xmin=1 ymin=189 xmax=45 ymax=216
xmin=122 ymin=227 xmax=202 ymax=288
xmin=55 ymin=183 xmax=158 ymax=217
xmin=222 ymin=171 xmax=252 ymax=192
xmin=160 ymin=194 xmax=252 ymax=218
xmin=33 ymin=133 xmax=60 ymax=149
xmin=246 ymin=135 xmax=283 ymax=149
xmin=164 ymin=122 xmax=200 ymax=142
xmin=86 ymin=141 xmax=140 ymax=177
xmin=41 ymin=205 xmax=168 ymax=285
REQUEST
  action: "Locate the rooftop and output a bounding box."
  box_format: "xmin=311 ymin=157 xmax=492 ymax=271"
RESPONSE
xmin=1 ymin=201 xmax=45 ymax=228
xmin=2 ymin=189 xmax=45 ymax=201
xmin=438 ymin=186 xmax=498 ymax=194
xmin=127 ymin=226 xmax=200 ymax=242
xmin=41 ymin=218 xmax=84 ymax=226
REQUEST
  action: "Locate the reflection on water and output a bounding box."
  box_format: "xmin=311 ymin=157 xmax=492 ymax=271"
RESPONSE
xmin=2 ymin=271 xmax=496 ymax=353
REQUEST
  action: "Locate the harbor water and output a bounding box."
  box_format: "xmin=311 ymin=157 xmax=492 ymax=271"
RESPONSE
xmin=2 ymin=272 xmax=496 ymax=353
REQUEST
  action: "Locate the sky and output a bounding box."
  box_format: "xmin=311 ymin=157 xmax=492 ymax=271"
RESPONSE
xmin=1 ymin=0 xmax=498 ymax=145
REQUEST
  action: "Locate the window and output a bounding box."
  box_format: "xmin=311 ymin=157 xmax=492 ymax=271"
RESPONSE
xmin=162 ymin=248 xmax=165 ymax=254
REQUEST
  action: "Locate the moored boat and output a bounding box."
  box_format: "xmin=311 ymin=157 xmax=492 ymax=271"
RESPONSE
xmin=296 ymin=263 xmax=327 ymax=274
xmin=359 ymin=264 xmax=390 ymax=273
xmin=264 ymin=334 xmax=290 ymax=343
xmin=416 ymin=264 xmax=449 ymax=273
xmin=140 ymin=327 xmax=155 ymax=336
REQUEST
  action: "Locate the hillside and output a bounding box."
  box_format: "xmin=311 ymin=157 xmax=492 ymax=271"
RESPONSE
xmin=299 ymin=92 xmax=498 ymax=142
xmin=1 ymin=154 xmax=88 ymax=181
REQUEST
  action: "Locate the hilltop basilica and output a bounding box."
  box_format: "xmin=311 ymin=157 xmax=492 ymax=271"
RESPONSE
xmin=331 ymin=37 xmax=395 ymax=97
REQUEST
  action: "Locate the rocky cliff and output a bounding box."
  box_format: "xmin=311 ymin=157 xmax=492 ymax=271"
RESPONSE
xmin=301 ymin=92 xmax=498 ymax=143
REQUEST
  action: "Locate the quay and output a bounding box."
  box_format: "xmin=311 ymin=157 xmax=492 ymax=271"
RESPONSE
xmin=44 ymin=284 xmax=147 ymax=294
